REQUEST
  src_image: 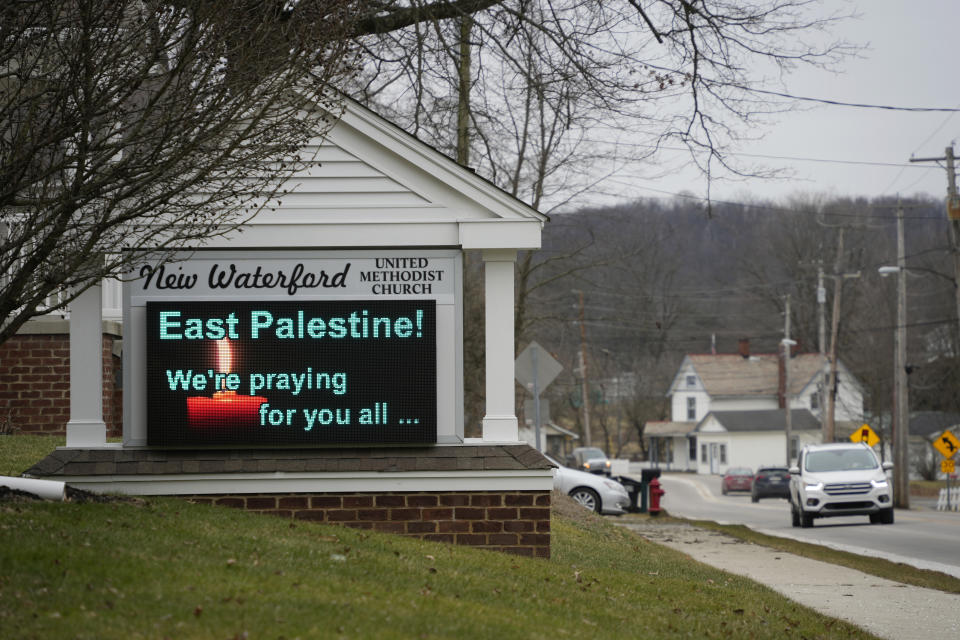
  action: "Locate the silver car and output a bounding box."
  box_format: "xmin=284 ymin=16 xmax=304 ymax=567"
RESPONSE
xmin=789 ymin=443 xmax=894 ymax=528
xmin=545 ymin=453 xmax=630 ymax=515
xmin=565 ymin=447 xmax=612 ymax=476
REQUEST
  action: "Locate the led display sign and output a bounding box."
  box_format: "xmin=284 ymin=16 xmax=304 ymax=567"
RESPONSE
xmin=145 ymin=299 xmax=436 ymax=446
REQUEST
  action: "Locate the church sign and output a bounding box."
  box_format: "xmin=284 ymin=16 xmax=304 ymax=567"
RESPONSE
xmin=124 ymin=250 xmax=461 ymax=447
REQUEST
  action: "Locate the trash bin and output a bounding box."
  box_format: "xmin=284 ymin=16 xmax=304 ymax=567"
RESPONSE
xmin=616 ymin=468 xmax=661 ymax=513
xmin=617 ymin=476 xmax=645 ymax=513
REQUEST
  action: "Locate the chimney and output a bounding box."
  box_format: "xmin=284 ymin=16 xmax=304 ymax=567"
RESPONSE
xmin=738 ymin=338 xmax=750 ymax=359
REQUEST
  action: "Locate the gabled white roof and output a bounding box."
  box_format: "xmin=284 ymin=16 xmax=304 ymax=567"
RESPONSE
xmin=668 ymin=353 xmax=863 ymax=398
xmin=215 ymin=94 xmax=546 ymax=250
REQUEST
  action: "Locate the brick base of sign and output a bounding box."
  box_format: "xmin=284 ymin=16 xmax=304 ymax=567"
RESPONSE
xmin=25 ymin=444 xmax=555 ymax=557
xmin=0 ymin=321 xmax=122 ymax=437
xmin=184 ymin=490 xmax=551 ymax=557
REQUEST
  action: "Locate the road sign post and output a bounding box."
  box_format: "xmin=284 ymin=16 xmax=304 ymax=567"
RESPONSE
xmin=515 ymin=341 xmax=562 ymax=452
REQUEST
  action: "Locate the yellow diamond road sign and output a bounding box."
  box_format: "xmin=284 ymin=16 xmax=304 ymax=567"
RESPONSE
xmin=933 ymin=430 xmax=960 ymax=459
xmin=850 ymin=423 xmax=879 ymax=447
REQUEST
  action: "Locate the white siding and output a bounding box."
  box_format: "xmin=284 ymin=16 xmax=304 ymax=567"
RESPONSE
xmin=671 ymin=390 xmax=711 ymax=422
xmin=711 ymin=397 xmax=777 ymax=412
xmin=794 ymin=364 xmax=862 ymax=423
xmin=696 ymin=430 xmax=821 ymax=475
xmin=834 ymin=376 xmax=865 ymax=422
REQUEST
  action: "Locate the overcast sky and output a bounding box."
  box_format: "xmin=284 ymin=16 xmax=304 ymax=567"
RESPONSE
xmin=600 ymin=0 xmax=960 ymax=207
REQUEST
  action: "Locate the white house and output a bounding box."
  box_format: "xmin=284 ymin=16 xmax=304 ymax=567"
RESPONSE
xmin=643 ymin=421 xmax=696 ymax=471
xmin=694 ymin=409 xmax=822 ymax=475
xmin=667 ymin=346 xmax=865 ymax=425
xmin=645 ymin=340 xmax=866 ymax=474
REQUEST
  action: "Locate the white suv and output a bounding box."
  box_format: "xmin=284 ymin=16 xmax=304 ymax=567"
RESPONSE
xmin=789 ymin=443 xmax=894 ymax=528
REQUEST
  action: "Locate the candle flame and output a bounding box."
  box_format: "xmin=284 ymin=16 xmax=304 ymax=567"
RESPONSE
xmin=215 ymin=339 xmax=232 ymax=375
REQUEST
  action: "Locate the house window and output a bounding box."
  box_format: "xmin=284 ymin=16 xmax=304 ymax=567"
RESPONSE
xmin=686 ymin=374 xmax=696 ymax=387
xmin=789 ymin=436 xmax=799 ymax=462
xmin=686 ymin=397 xmax=696 ymax=420
xmin=701 ymin=444 xmax=707 ymax=463
xmin=810 ymin=392 xmax=819 ymax=410
xmin=719 ymin=444 xmax=727 ymax=464
xmin=689 ymin=437 xmax=697 ymax=461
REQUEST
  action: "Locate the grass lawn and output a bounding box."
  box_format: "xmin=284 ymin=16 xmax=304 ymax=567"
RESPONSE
xmin=0 ymin=436 xmax=876 ymax=639
xmin=910 ymin=479 xmax=949 ymax=496
xmin=0 ymin=435 xmax=65 ymax=477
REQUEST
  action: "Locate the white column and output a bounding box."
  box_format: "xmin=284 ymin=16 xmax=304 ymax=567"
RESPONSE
xmin=481 ymin=249 xmax=519 ymax=441
xmin=66 ymin=284 xmax=107 ymax=447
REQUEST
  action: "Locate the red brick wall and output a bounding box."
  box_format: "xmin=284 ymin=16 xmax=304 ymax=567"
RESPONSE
xmin=0 ymin=332 xmax=122 ymax=437
xmin=186 ymin=490 xmax=551 ymax=557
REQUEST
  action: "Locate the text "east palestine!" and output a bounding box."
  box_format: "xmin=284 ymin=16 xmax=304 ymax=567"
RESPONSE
xmin=158 ymin=309 xmax=424 ymax=340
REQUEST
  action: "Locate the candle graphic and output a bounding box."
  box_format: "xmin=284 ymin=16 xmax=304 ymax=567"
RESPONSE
xmin=186 ymin=339 xmax=267 ymax=429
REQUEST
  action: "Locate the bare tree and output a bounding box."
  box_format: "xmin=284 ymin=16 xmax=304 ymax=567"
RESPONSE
xmin=351 ymin=0 xmax=855 ymax=210
xmin=349 ymin=0 xmax=855 ymax=442
xmin=1 ymin=0 xmax=361 ymax=344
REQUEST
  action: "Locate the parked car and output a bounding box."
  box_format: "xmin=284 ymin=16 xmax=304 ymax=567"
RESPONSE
xmin=751 ymin=466 xmax=791 ymax=502
xmin=565 ymin=447 xmax=612 ymax=476
xmin=545 ymin=453 xmax=630 ymax=515
xmin=789 ymin=442 xmax=894 ymax=528
xmin=721 ymin=467 xmax=753 ymax=494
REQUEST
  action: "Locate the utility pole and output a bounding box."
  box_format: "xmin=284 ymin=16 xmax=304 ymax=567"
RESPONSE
xmin=910 ymin=145 xmax=960 ymax=352
xmin=817 ymin=266 xmax=827 ymax=355
xmin=824 ymin=229 xmax=844 ymax=444
xmin=821 ymin=227 xmax=862 ymax=444
xmin=892 ymin=204 xmax=910 ymax=509
xmin=782 ymin=295 xmax=795 ymax=467
xmin=817 ymin=265 xmax=827 ymax=438
xmin=576 ymin=290 xmax=591 ymax=446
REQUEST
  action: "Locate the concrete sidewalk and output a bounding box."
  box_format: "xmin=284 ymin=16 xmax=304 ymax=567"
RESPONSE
xmin=618 ymin=520 xmax=960 ymax=640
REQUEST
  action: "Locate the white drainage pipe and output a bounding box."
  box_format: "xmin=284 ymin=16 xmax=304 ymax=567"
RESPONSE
xmin=0 ymin=476 xmax=67 ymax=501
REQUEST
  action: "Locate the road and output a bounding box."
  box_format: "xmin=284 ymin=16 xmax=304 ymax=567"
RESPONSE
xmin=657 ymin=472 xmax=960 ymax=578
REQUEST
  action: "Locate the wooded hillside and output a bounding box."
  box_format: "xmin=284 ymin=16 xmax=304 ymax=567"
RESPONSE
xmin=482 ymin=194 xmax=958 ymax=455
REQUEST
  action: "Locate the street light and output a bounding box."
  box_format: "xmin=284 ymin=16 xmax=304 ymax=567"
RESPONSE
xmin=879 ymin=263 xmax=909 ymax=509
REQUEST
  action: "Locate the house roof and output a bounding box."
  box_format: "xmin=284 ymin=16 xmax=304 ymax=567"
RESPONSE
xmin=909 ymin=411 xmax=960 ymax=438
xmin=542 ymin=422 xmax=580 ymax=439
xmin=644 ymin=421 xmax=694 ymax=437
xmin=695 ymin=409 xmax=822 ymax=433
xmin=680 ymin=353 xmax=834 ymax=397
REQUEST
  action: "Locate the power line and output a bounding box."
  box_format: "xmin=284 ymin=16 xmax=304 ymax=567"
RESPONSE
xmin=882 ymin=107 xmax=960 ymax=195
xmin=582 ymin=139 xmax=940 ymax=170
xmin=635 ymin=62 xmax=960 ymax=113
xmin=600 ymin=178 xmax=948 ymax=220
xmin=712 ymin=83 xmax=960 ymax=113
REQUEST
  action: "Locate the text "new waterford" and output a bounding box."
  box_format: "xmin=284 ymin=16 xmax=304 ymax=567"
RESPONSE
xmin=139 ymin=263 xmax=351 ymax=296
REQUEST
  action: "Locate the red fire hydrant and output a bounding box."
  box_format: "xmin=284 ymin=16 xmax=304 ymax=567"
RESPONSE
xmin=649 ymin=477 xmax=665 ymax=516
